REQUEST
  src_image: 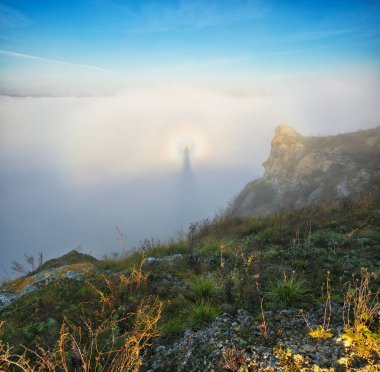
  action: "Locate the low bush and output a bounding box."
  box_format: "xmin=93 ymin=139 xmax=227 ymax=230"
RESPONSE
xmin=191 ymin=276 xmax=217 ymax=299
xmin=341 ymin=268 xmax=380 ymax=364
xmin=266 ymin=272 xmax=311 ymax=308
xmin=190 ymin=300 xmax=219 ymax=326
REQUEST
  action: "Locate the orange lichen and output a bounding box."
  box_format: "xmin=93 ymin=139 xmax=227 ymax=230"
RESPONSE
xmin=56 ymin=262 xmax=95 ymax=279
xmin=3 ymin=263 xmax=95 ymax=295
xmin=5 ymin=276 xmax=36 ymax=294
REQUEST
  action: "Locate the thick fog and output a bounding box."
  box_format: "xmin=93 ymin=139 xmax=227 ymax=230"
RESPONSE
xmin=1 ymin=68 xmax=380 ymax=278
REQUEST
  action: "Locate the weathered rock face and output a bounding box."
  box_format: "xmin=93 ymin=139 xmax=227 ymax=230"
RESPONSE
xmin=232 ymin=125 xmax=380 ymax=216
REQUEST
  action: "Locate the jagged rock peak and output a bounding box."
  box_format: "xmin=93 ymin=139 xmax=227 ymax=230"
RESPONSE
xmin=268 ymin=125 xmax=304 ymax=156
xmin=231 ymin=126 xmax=380 ymax=216
xmin=274 ymin=124 xmax=301 ymax=138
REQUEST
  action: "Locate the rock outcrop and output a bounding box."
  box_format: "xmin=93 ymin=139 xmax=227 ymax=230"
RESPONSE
xmin=231 ymin=125 xmax=380 ymax=216
xmin=0 ymin=262 xmax=96 ymax=310
xmin=0 ymin=251 xmax=98 ymax=310
xmin=144 ymin=304 xmax=349 ymax=371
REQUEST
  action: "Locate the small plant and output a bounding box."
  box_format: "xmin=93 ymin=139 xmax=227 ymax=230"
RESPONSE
xmin=308 ymin=325 xmax=333 ymax=340
xmin=160 ymin=317 xmax=184 ymax=336
xmin=292 ymin=258 xmax=309 ymax=270
xmin=11 ymin=251 xmax=44 ymax=275
xmin=343 ymin=268 xmax=379 ymax=333
xmin=115 ymin=226 xmax=128 ymax=252
xmin=91 ymin=256 xmax=148 ymax=315
xmin=274 ymin=345 xmax=308 ymax=372
xmin=0 ymin=299 xmax=162 ymax=371
xmin=139 ymin=238 xmax=161 ymax=253
xmin=188 ymin=223 xmax=198 ymax=258
xmin=119 ymin=257 xmax=148 ymax=289
xmin=220 ymin=345 xmax=247 ymax=371
xmin=219 ymin=244 xmax=225 ymax=269
xmin=255 ymin=277 xmax=269 ymax=338
xmin=190 ymin=300 xmax=218 ymax=326
xmin=341 ymin=268 xmax=380 ymax=363
xmin=224 ymin=277 xmax=234 ymax=304
xmin=267 ymin=271 xmax=310 ymax=308
xmin=257 ymin=298 xmax=269 ymax=338
xmin=306 ymin=271 xmax=333 ymax=341
xmin=191 ymin=276 xmax=216 ymax=299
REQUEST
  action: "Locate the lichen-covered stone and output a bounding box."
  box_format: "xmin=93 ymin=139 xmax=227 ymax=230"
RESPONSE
xmin=0 ymin=262 xmax=96 ymax=310
xmin=142 ymin=303 xmax=356 ymax=371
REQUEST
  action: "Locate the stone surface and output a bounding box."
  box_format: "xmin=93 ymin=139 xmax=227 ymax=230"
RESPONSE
xmin=144 ymin=254 xmax=184 ymax=266
xmin=0 ymin=262 xmax=96 ymax=310
xmin=142 ymin=303 xmax=351 ymax=371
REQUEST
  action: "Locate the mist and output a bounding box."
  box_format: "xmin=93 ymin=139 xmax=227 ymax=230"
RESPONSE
xmin=1 ymin=67 xmax=380 ymax=277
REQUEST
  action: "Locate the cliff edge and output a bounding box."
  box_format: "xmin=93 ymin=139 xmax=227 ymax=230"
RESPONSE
xmin=231 ymin=125 xmax=380 ymax=216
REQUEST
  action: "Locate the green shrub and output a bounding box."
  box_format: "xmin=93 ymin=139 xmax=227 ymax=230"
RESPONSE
xmin=191 ymin=276 xmax=217 ymax=299
xmin=266 ymin=272 xmax=311 ymax=308
xmin=310 ymin=230 xmax=348 ymax=249
xmin=328 ymin=220 xmax=339 ymax=228
xmin=292 ymin=258 xmax=309 ymax=270
xmin=147 ymin=241 xmax=188 ymax=257
xmin=198 ymin=238 xmax=222 ymax=255
xmin=96 ymin=251 xmax=144 ymax=272
xmin=160 ymin=317 xmax=185 ymax=336
xmin=262 ymin=246 xmax=280 ymax=260
xmin=190 ymin=300 xmax=219 ymax=326
xmin=354 ymin=237 xmax=372 ymax=248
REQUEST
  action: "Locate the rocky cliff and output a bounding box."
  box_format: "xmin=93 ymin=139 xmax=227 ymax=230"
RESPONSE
xmin=231 ymin=125 xmax=380 ymax=216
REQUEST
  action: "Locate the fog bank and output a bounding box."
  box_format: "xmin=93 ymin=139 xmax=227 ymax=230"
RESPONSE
xmin=1 ymin=69 xmax=380 ymax=277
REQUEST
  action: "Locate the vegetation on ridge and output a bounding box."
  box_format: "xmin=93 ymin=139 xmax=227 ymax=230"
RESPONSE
xmin=0 ymin=193 xmax=379 ymax=370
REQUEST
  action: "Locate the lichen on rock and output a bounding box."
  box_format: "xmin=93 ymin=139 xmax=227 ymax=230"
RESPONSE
xmin=0 ymin=262 xmax=96 ymax=310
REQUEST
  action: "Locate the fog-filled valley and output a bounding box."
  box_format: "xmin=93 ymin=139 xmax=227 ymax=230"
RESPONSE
xmin=1 ymin=72 xmax=380 ymax=277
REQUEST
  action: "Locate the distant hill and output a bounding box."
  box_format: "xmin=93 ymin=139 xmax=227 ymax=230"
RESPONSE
xmin=231 ymin=125 xmax=380 ymax=216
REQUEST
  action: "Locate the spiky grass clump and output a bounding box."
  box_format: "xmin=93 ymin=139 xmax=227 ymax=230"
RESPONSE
xmin=191 ymin=276 xmax=217 ymax=299
xmin=267 ymin=272 xmax=311 ymax=308
xmin=190 ymin=300 xmax=219 ymax=326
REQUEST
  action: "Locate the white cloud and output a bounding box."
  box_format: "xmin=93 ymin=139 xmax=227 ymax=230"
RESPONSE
xmin=0 ymin=49 xmax=113 ymax=73
xmin=1 ymin=66 xmax=379 ymax=271
xmin=1 ymin=67 xmax=379 ymax=186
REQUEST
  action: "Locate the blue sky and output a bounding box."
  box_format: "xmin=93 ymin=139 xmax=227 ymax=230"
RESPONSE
xmin=0 ymin=0 xmax=380 ymax=91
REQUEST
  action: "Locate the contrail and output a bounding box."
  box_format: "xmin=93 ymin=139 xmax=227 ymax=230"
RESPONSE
xmin=0 ymin=49 xmax=112 ymax=73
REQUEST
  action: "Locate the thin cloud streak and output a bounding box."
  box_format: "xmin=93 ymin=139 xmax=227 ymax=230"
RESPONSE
xmin=284 ymin=29 xmax=354 ymax=43
xmin=0 ymin=49 xmax=113 ymax=73
xmin=249 ymin=46 xmax=333 ymax=60
xmin=280 ymin=27 xmax=380 ymax=45
xmin=142 ymin=46 xmax=331 ymax=78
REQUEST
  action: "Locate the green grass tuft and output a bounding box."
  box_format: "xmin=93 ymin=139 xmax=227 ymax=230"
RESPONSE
xmin=190 ymin=300 xmax=219 ymax=326
xmin=191 ymin=276 xmax=217 ymax=299
xmin=267 ymin=272 xmax=311 ymax=308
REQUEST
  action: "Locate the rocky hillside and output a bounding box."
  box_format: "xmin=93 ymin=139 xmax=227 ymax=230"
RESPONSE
xmin=1 ymin=195 xmax=379 ymax=370
xmin=231 ymin=125 xmax=380 ymax=216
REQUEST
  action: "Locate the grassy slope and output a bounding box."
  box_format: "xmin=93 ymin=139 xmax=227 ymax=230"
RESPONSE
xmin=0 ymin=193 xmax=379 ymax=366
